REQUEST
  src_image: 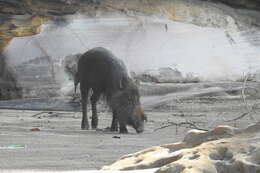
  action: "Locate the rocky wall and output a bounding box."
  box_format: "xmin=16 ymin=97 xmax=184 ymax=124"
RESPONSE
xmin=0 ymin=0 xmax=260 ymax=100
xmin=0 ymin=53 xmax=21 ymax=100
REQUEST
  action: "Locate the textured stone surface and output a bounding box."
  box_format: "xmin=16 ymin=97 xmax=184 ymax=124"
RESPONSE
xmin=0 ymin=0 xmax=260 ymax=51
xmin=0 ymin=15 xmax=49 ymax=100
xmin=0 ymin=0 xmax=79 ymax=15
xmin=0 ymin=53 xmax=22 ymax=100
xmin=0 ymin=0 xmax=259 ymax=51
xmin=215 ymin=0 xmax=260 ymax=10
xmin=102 ymin=123 xmax=260 ymax=173
xmin=133 ymin=68 xmax=200 ymax=83
xmin=0 ymin=0 xmax=260 ymax=100
xmin=0 ymin=15 xmax=50 ymax=49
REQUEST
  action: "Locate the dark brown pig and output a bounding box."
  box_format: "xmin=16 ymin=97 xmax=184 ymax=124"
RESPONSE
xmin=76 ymin=47 xmax=146 ymax=133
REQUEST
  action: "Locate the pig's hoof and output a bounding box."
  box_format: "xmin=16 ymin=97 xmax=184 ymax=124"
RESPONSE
xmin=81 ymin=126 xmax=89 ymax=130
xmin=110 ymin=127 xmax=118 ymax=132
xmin=91 ymin=123 xmax=98 ymax=129
xmin=119 ymin=129 xmax=128 ymax=134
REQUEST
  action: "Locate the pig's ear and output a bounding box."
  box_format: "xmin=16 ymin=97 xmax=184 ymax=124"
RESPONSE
xmin=119 ymin=77 xmax=128 ymax=89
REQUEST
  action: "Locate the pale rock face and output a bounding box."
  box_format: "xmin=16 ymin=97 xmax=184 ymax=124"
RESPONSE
xmin=102 ymin=123 xmax=260 ymax=173
xmin=0 ymin=0 xmax=260 ymax=100
xmin=133 ymin=68 xmax=183 ymax=83
xmin=253 ymin=71 xmax=260 ymax=82
xmin=133 ymin=68 xmax=200 ymax=83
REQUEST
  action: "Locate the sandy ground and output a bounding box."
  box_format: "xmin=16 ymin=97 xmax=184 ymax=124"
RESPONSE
xmin=0 ymin=82 xmax=260 ymax=171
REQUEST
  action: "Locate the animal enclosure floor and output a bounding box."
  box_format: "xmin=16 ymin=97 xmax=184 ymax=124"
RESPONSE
xmin=0 ymin=109 xmax=185 ymax=171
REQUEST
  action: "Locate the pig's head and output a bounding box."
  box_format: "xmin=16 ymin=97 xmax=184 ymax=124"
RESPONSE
xmin=111 ymin=77 xmax=147 ymax=133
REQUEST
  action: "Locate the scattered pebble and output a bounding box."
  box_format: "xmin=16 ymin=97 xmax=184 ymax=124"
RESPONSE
xmin=30 ymin=128 xmax=40 ymax=131
xmin=113 ymin=136 xmax=121 ymax=139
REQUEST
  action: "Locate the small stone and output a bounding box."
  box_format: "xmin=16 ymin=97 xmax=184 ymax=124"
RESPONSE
xmin=30 ymin=128 xmax=40 ymax=131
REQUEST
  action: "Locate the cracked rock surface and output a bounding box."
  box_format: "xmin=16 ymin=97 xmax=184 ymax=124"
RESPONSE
xmin=102 ymin=123 xmax=260 ymax=173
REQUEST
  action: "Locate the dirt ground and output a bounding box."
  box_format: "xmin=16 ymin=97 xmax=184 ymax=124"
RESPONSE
xmin=0 ymin=82 xmax=260 ymax=171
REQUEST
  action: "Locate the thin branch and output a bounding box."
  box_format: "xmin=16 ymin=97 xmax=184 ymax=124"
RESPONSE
xmin=241 ymin=74 xmax=256 ymax=122
xmin=32 ymin=111 xmax=74 ymax=118
xmin=32 ymin=111 xmax=48 ymax=117
xmin=224 ymin=112 xmax=249 ymax=122
xmin=225 ymin=74 xmax=257 ymax=122
xmin=154 ymin=121 xmax=208 ymax=132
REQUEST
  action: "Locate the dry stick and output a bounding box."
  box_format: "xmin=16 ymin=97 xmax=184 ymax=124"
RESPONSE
xmin=242 ymin=75 xmax=256 ymax=122
xmin=155 ymin=96 xmax=209 ymax=132
xmin=225 ymin=103 xmax=260 ymax=122
xmin=32 ymin=111 xmax=76 ymax=119
xmin=32 ymin=111 xmax=49 ymax=117
xmin=225 ymin=74 xmax=256 ymax=122
xmin=154 ymin=121 xmax=208 ymax=132
xmin=225 ymin=112 xmax=249 ymax=122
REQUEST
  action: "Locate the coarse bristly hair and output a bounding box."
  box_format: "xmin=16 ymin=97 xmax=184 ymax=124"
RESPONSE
xmin=76 ymin=47 xmax=146 ymax=132
xmin=78 ymin=47 xmax=129 ymax=99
